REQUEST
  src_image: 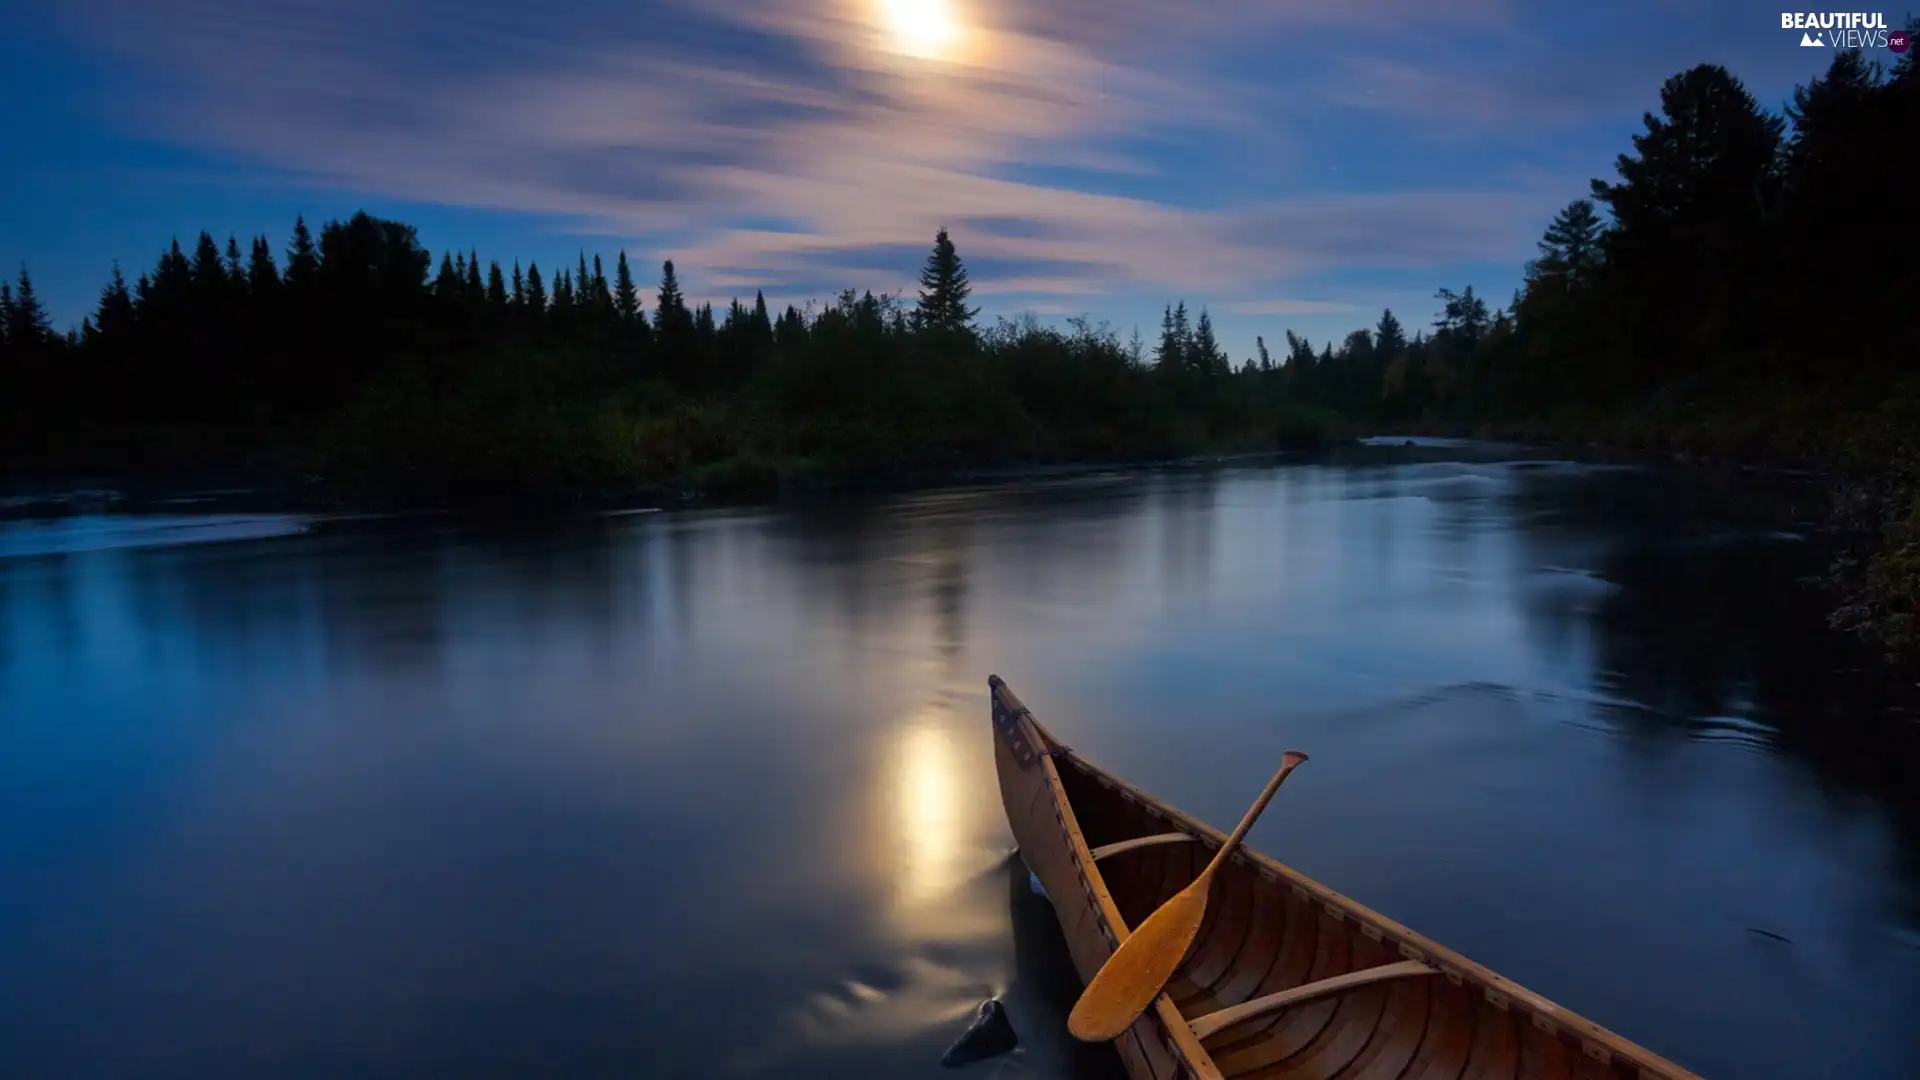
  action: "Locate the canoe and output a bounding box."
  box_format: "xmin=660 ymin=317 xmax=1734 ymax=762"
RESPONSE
xmin=988 ymin=675 xmax=1704 ymax=1080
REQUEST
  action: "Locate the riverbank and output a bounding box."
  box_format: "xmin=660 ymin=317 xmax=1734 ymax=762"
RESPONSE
xmin=1370 ymin=380 xmax=1920 ymax=672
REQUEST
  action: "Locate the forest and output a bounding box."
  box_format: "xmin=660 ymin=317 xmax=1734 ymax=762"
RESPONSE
xmin=1 ymin=48 xmax=1915 ymax=653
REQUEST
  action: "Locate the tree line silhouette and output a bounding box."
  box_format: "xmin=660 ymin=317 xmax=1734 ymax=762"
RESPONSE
xmin=1 ymin=48 xmax=1913 ymax=502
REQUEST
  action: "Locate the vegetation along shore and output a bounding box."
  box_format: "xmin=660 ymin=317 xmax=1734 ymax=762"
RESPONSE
xmin=2 ymin=47 xmax=1914 ymax=660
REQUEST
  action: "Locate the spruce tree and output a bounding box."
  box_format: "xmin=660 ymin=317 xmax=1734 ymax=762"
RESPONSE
xmin=95 ymin=265 xmax=136 ymax=340
xmin=1155 ymin=305 xmax=1183 ymax=371
xmin=613 ymin=251 xmax=640 ymax=325
xmin=590 ymin=255 xmax=612 ymax=317
xmin=656 ymin=260 xmax=687 ymax=333
xmin=8 ymin=268 xmax=51 ymax=349
xmin=914 ymin=227 xmax=976 ymax=336
xmin=511 ymin=260 xmax=526 ymax=309
xmin=247 ymin=237 xmax=280 ymax=294
xmin=434 ymin=254 xmax=461 ymax=299
xmin=285 ymin=216 xmax=319 ymax=291
xmin=465 ymin=250 xmax=483 ymax=302
xmin=486 ymin=262 xmax=507 ymax=311
xmin=1375 ymin=309 xmax=1407 ymax=356
xmin=552 ymin=269 xmax=575 ymax=322
xmin=0 ymin=283 xmax=13 ymax=353
xmin=751 ymin=290 xmax=772 ymax=349
xmin=224 ymin=235 xmax=245 ymax=283
xmin=1193 ymin=308 xmax=1223 ymax=377
xmin=525 ymin=262 xmax=547 ymax=315
xmin=192 ymin=232 xmax=226 ymax=288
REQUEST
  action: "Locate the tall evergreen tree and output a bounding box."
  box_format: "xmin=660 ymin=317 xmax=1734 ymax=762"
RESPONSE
xmin=486 ymin=261 xmax=508 ymax=311
xmin=613 ymin=251 xmax=641 ymax=326
xmin=914 ymin=227 xmax=977 ymax=337
xmin=224 ymin=235 xmax=245 ymax=283
xmin=247 ymin=237 xmax=280 ymax=294
xmin=7 ymin=268 xmax=51 ymax=349
xmin=525 ymin=262 xmax=547 ymax=315
xmin=1375 ymin=309 xmax=1407 ymax=357
xmin=656 ymin=260 xmax=688 ymax=333
xmin=511 ymin=260 xmax=526 ymax=309
xmin=1192 ymin=308 xmax=1224 ymax=378
xmin=434 ymin=253 xmax=462 ymax=299
xmin=191 ymin=232 xmax=226 ymax=289
xmin=95 ymin=265 xmax=136 ymax=341
xmin=464 ymin=250 xmax=483 ymax=302
xmin=285 ymin=215 xmax=319 ymax=292
xmin=1154 ymin=305 xmax=1183 ymax=371
xmin=1528 ymin=200 xmax=1605 ymax=285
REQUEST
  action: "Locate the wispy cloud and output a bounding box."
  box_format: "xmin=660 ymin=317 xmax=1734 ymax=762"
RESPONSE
xmin=56 ymin=0 xmax=1570 ymax=312
xmin=1227 ymin=299 xmax=1364 ymax=316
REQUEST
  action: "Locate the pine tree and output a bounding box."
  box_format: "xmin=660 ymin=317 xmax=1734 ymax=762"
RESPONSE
xmin=1154 ymin=305 xmax=1183 ymax=371
xmin=511 ymin=260 xmax=526 ymax=309
xmin=285 ymin=215 xmax=319 ymax=291
xmin=589 ymin=255 xmax=612 ymax=317
xmin=552 ymin=269 xmax=576 ymax=322
xmin=656 ymin=260 xmax=688 ymax=333
xmin=1192 ymin=308 xmax=1224 ymax=377
xmin=0 ymin=283 xmax=13 ymax=354
xmin=247 ymin=236 xmax=280 ymax=294
xmin=224 ymin=235 xmax=245 ymax=283
xmin=95 ymin=265 xmax=136 ymax=340
xmin=465 ymin=250 xmax=483 ymax=302
xmin=613 ymin=251 xmax=640 ymax=326
xmin=7 ymin=267 xmax=51 ymax=349
xmin=750 ymin=290 xmax=772 ymax=349
xmin=525 ymin=262 xmax=547 ymax=315
xmin=486 ymin=262 xmax=507 ymax=311
xmin=434 ymin=253 xmax=462 ymax=299
xmin=1256 ymin=335 xmax=1274 ymax=371
xmin=192 ymin=231 xmax=226 ymax=289
xmin=914 ymin=227 xmax=977 ymax=336
xmin=1528 ymin=200 xmax=1604 ymax=285
xmin=1375 ymin=309 xmax=1407 ymax=357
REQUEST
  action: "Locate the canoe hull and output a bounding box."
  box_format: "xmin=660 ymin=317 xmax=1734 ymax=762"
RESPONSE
xmin=989 ymin=675 xmax=1706 ymax=1080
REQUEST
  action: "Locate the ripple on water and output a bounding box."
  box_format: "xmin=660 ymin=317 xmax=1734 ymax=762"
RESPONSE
xmin=0 ymin=513 xmax=311 ymax=559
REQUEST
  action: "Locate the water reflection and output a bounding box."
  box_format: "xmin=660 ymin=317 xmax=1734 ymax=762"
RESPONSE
xmin=889 ymin=718 xmax=966 ymax=910
xmin=2 ymin=453 xmax=1917 ymax=1080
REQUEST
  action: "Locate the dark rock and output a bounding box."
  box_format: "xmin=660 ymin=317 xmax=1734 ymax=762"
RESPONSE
xmin=941 ymin=998 xmax=1019 ymax=1067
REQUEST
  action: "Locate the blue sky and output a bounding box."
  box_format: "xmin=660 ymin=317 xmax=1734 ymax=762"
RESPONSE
xmin=0 ymin=0 xmax=1873 ymax=360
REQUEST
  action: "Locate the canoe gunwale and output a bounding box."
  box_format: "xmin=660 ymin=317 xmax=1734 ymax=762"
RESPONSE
xmin=989 ymin=674 xmax=1706 ymax=1080
xmin=994 ymin=679 xmax=1228 ymax=1080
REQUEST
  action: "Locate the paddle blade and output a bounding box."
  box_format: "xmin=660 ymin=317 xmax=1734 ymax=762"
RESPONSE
xmin=1067 ymin=884 xmax=1210 ymax=1041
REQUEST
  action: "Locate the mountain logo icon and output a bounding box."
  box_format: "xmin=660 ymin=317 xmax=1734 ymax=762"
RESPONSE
xmin=1799 ymin=31 xmax=1827 ymax=46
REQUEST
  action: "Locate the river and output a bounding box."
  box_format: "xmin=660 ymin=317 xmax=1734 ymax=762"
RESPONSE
xmin=2 ymin=443 xmax=1916 ymax=1080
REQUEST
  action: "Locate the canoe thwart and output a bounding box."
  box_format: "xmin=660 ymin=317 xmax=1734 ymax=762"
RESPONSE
xmin=1088 ymin=832 xmax=1198 ymax=861
xmin=1187 ymin=959 xmax=1439 ymax=1041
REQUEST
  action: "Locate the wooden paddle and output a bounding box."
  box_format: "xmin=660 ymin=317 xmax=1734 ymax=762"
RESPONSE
xmin=1067 ymin=750 xmax=1310 ymax=1043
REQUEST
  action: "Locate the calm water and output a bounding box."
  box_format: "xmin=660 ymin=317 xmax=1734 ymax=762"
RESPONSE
xmin=3 ymin=446 xmax=1917 ymax=1080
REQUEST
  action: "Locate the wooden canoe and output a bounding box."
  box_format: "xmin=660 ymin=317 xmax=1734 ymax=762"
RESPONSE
xmin=988 ymin=675 xmax=1705 ymax=1080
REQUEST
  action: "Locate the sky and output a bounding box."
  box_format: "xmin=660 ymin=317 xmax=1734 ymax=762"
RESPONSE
xmin=0 ymin=0 xmax=1879 ymax=360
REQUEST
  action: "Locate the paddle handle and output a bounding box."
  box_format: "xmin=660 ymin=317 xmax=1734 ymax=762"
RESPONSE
xmin=1202 ymin=751 xmax=1308 ymax=880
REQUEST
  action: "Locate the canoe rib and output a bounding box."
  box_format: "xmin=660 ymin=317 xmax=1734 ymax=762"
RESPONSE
xmin=1187 ymin=959 xmax=1438 ymax=1040
xmin=1090 ymin=832 xmax=1197 ymax=861
xmin=988 ymin=674 xmax=1708 ymax=1080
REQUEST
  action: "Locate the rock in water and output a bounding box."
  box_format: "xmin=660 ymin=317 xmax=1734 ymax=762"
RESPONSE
xmin=941 ymin=999 xmax=1019 ymax=1067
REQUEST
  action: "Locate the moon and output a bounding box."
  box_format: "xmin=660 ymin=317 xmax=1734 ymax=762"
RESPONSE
xmin=879 ymin=0 xmax=960 ymax=60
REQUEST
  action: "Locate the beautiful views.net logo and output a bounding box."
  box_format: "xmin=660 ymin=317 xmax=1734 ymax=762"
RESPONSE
xmin=1782 ymin=11 xmax=1910 ymax=50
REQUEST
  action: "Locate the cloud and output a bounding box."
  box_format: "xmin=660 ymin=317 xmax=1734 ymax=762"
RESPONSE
xmin=1227 ymin=299 xmax=1364 ymax=316
xmin=55 ymin=0 xmax=1560 ymax=309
